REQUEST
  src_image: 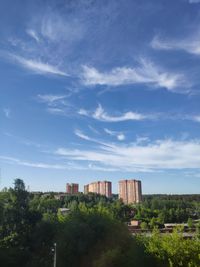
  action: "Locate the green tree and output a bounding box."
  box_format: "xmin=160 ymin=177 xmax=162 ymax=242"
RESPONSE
xmin=143 ymin=227 xmax=200 ymax=267
xmin=140 ymin=221 xmax=148 ymax=230
xmin=187 ymin=218 xmax=194 ymax=229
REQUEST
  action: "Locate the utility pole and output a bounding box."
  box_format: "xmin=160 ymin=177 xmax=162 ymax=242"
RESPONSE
xmin=53 ymin=243 xmax=57 ymax=267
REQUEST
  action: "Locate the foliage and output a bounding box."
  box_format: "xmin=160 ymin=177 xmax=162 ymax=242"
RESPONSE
xmin=0 ymin=179 xmax=200 ymax=267
xmin=139 ymin=227 xmax=200 ymax=267
xmin=134 ymin=194 xmax=200 ymax=227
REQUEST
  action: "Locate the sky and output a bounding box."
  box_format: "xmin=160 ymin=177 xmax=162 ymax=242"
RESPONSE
xmin=1 ymin=0 xmax=200 ymax=194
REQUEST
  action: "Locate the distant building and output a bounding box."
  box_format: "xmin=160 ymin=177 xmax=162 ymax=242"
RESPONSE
xmin=84 ymin=184 xmax=89 ymax=194
xmin=66 ymin=183 xmax=79 ymax=194
xmin=58 ymin=208 xmax=71 ymax=216
xmin=119 ymin=179 xmax=142 ymax=204
xmin=84 ymin=181 xmax=112 ymax=198
xmin=129 ymin=220 xmax=141 ymax=228
xmin=164 ymin=223 xmax=188 ymax=229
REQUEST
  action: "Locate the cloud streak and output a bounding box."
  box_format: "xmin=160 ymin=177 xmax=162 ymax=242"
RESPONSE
xmin=37 ymin=94 xmax=72 ymax=116
xmin=0 ymin=156 xmax=68 ymax=170
xmin=79 ymin=104 xmax=154 ymax=122
xmin=37 ymin=94 xmax=67 ymax=105
xmin=26 ymin=29 xmax=40 ymax=43
xmin=74 ymin=129 xmax=92 ymax=141
xmin=82 ymin=58 xmax=185 ymax=91
xmin=191 ymin=115 xmax=200 ymax=122
xmin=55 ymin=138 xmax=200 ymax=172
xmin=104 ymin=128 xmax=125 ymax=141
xmin=188 ymin=0 xmax=200 ymax=3
xmin=10 ymin=54 xmax=68 ymax=76
xmin=151 ymin=35 xmax=200 ymax=56
xmin=0 ymin=155 xmax=118 ymax=172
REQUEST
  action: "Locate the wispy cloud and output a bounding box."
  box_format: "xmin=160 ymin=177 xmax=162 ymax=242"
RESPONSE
xmin=74 ymin=129 xmax=110 ymax=147
xmin=3 ymin=108 xmax=11 ymax=118
xmin=191 ymin=115 xmax=200 ymax=122
xmin=135 ymin=136 xmax=150 ymax=144
xmin=104 ymin=128 xmax=125 ymax=141
xmin=55 ymin=138 xmax=200 ymax=172
xmin=85 ymin=108 xmax=200 ymax=124
xmin=79 ymin=104 xmax=154 ymax=122
xmin=0 ymin=155 xmax=117 ymax=172
xmin=74 ymin=129 xmax=92 ymax=141
xmin=37 ymin=94 xmax=71 ymax=116
xmin=151 ymin=34 xmax=200 ymax=56
xmin=26 ymin=29 xmax=40 ymax=43
xmin=40 ymin=11 xmax=84 ymax=43
xmin=75 ymin=128 xmax=125 ymax=144
xmin=9 ymin=54 xmax=68 ymax=76
xmin=82 ymin=58 xmax=185 ymax=91
xmin=46 ymin=108 xmax=67 ymax=115
xmin=0 ymin=156 xmax=67 ymax=170
xmin=37 ymin=94 xmax=67 ymax=105
xmin=88 ymin=125 xmax=99 ymax=134
xmin=188 ymin=0 xmax=200 ymax=3
xmin=4 ymin=132 xmax=42 ymax=148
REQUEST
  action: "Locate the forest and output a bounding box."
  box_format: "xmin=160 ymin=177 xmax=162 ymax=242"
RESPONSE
xmin=0 ymin=179 xmax=199 ymax=267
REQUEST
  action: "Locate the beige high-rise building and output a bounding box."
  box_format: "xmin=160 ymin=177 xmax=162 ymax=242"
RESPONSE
xmin=119 ymin=179 xmax=142 ymax=204
xmin=84 ymin=181 xmax=112 ymax=198
xmin=84 ymin=184 xmax=89 ymax=194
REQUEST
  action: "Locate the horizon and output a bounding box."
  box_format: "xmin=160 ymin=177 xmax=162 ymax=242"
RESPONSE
xmin=1 ymin=0 xmax=200 ymax=194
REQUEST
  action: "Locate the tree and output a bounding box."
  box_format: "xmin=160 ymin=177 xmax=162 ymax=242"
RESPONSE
xmin=187 ymin=218 xmax=193 ymax=229
xmin=140 ymin=221 xmax=148 ymax=230
xmin=143 ymin=227 xmax=200 ymax=267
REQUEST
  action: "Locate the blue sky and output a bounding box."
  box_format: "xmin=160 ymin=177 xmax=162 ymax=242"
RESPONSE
xmin=1 ymin=0 xmax=200 ymax=194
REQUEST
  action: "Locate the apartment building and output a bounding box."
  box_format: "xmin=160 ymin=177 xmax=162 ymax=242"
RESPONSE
xmin=119 ymin=179 xmax=142 ymax=204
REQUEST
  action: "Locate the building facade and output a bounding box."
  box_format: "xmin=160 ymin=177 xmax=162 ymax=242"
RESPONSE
xmin=84 ymin=181 xmax=112 ymax=198
xmin=66 ymin=183 xmax=79 ymax=194
xmin=119 ymin=179 xmax=142 ymax=204
xmin=84 ymin=184 xmax=89 ymax=194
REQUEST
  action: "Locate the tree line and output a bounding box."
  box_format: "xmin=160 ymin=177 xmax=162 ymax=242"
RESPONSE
xmin=0 ymin=179 xmax=199 ymax=267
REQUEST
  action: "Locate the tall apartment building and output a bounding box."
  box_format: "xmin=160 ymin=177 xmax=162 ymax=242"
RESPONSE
xmin=84 ymin=184 xmax=89 ymax=194
xmin=119 ymin=179 xmax=142 ymax=204
xmin=66 ymin=183 xmax=79 ymax=194
xmin=84 ymin=181 xmax=112 ymax=198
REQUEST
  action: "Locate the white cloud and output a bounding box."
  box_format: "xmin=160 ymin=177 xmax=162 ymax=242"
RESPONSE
xmin=79 ymin=109 xmax=89 ymax=116
xmin=191 ymin=115 xmax=200 ymax=122
xmin=37 ymin=94 xmax=67 ymax=105
xmin=74 ymin=129 xmax=92 ymax=141
xmin=88 ymin=125 xmax=99 ymax=134
xmin=188 ymin=0 xmax=200 ymax=3
xmin=3 ymin=108 xmax=11 ymax=118
xmin=10 ymin=54 xmax=68 ymax=76
xmin=135 ymin=136 xmax=150 ymax=144
xmin=0 ymin=155 xmax=118 ymax=172
xmin=82 ymin=58 xmax=185 ymax=91
xmin=37 ymin=94 xmax=70 ymax=116
xmin=26 ymin=29 xmax=40 ymax=42
xmin=116 ymin=134 xmax=125 ymax=141
xmin=47 ymin=108 xmax=66 ymax=115
xmin=151 ymin=35 xmax=200 ymax=56
xmin=74 ymin=129 xmax=114 ymax=149
xmin=40 ymin=12 xmax=84 ymax=43
xmin=79 ymin=104 xmax=154 ymax=122
xmin=0 ymin=156 xmax=67 ymax=170
xmin=104 ymin=128 xmax=125 ymax=141
xmin=55 ymin=139 xmax=200 ymax=172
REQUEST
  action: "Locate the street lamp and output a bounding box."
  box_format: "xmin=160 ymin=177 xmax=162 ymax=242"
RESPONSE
xmin=52 ymin=243 xmax=56 ymax=267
